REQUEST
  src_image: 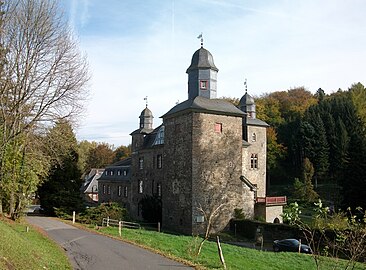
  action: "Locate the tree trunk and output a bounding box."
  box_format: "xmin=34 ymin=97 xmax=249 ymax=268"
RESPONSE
xmin=0 ymin=194 xmax=3 ymax=215
xmin=9 ymin=191 xmax=15 ymax=219
xmin=197 ymin=237 xmax=207 ymax=256
xmin=216 ymin=236 xmax=227 ymax=270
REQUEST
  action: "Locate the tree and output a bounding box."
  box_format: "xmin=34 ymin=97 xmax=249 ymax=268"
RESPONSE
xmin=266 ymin=127 xmax=286 ymax=172
xmin=38 ymin=121 xmax=83 ymax=216
xmin=292 ymin=158 xmax=318 ymax=203
xmin=113 ymin=145 xmax=131 ymax=163
xmin=77 ymin=140 xmax=98 ymax=173
xmin=0 ymin=0 xmax=89 ymax=147
xmin=342 ymin=132 xmax=366 ymax=210
xmin=85 ymin=143 xmax=115 ymax=172
xmin=284 ymin=200 xmax=366 ymax=270
xmin=0 ymin=0 xmax=89 ymax=218
xmin=350 ymin=82 xmax=366 ymax=128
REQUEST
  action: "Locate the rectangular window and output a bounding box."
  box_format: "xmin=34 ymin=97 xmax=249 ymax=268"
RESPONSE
xmin=123 ymin=170 xmax=127 ymax=176
xmin=250 ymin=154 xmax=258 ymax=169
xmin=138 ymin=180 xmax=143 ymax=194
xmin=117 ymin=170 xmax=121 ymax=176
xmin=107 ymin=185 xmax=111 ymax=195
xmin=124 ymin=186 xmax=128 ymax=197
xmin=214 ymin=123 xmax=222 ymax=133
xmin=103 ymin=184 xmax=106 ymax=194
xmin=118 ymin=186 xmax=122 ymax=196
xmin=139 ymin=157 xmax=144 ymax=170
xmin=157 ymin=154 xmax=162 ymax=169
xmin=157 ymin=183 xmax=162 ymax=197
xmin=200 ymin=80 xmax=208 ymax=89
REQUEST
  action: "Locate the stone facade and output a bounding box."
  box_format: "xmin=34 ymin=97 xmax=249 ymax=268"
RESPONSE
xmin=242 ymin=125 xmax=267 ymax=198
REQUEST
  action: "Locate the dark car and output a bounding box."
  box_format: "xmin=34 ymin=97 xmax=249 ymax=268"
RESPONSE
xmin=273 ymin=239 xmax=312 ymax=254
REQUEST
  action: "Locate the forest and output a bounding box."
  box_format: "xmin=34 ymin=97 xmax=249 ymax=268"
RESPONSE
xmin=251 ymin=83 xmax=366 ymax=210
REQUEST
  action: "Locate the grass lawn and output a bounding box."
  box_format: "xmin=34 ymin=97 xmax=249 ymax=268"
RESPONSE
xmin=0 ymin=217 xmax=71 ymax=270
xmin=90 ymin=225 xmax=366 ymax=270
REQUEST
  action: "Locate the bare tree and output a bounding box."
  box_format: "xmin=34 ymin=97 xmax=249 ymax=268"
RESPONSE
xmin=0 ymin=0 xmax=89 ymax=217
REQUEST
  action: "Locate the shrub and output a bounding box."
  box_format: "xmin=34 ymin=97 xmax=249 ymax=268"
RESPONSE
xmin=79 ymin=202 xmax=128 ymax=225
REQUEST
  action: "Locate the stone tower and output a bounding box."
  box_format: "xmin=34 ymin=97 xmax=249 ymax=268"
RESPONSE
xmin=239 ymin=91 xmax=268 ymax=198
xmin=162 ymin=46 xmax=247 ymax=234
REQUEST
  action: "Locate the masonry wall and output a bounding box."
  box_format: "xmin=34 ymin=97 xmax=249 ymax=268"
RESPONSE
xmin=130 ymin=145 xmax=164 ymax=220
xmin=242 ymin=125 xmax=267 ymax=197
xmin=162 ymin=113 xmax=193 ymax=234
xmin=191 ymin=112 xmax=246 ymax=235
xmin=98 ymin=180 xmax=130 ymax=208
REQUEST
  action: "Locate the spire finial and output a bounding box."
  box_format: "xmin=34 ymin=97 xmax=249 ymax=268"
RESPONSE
xmin=144 ymin=96 xmax=148 ymax=107
xmin=197 ymin=32 xmax=203 ymax=47
xmin=244 ymin=78 xmax=247 ymax=93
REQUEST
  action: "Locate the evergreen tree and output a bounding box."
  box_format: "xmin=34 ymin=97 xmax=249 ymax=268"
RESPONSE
xmin=38 ymin=121 xmax=83 ymax=216
xmin=342 ymin=132 xmax=366 ymax=209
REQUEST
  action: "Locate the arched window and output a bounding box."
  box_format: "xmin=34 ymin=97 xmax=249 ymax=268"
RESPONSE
xmin=252 ymin=132 xmax=257 ymax=142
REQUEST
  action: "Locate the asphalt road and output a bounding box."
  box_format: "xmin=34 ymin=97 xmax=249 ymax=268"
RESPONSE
xmin=26 ymin=216 xmax=193 ymax=270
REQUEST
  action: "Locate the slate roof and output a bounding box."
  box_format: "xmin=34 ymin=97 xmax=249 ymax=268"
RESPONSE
xmin=142 ymin=125 xmax=163 ymax=148
xmin=81 ymin=168 xmax=105 ymax=193
xmin=186 ymin=47 xmax=218 ymax=72
xmin=246 ymin=118 xmax=269 ymax=127
xmin=162 ymin=96 xmax=245 ymax=119
xmin=98 ymin=158 xmax=132 ymax=183
xmin=239 ymin=92 xmax=255 ymax=106
xmin=130 ymin=127 xmax=154 ymax=135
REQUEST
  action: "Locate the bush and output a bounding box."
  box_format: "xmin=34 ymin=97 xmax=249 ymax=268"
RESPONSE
xmin=79 ymin=202 xmax=128 ymax=225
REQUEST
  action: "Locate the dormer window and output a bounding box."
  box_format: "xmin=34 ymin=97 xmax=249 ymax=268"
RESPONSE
xmin=153 ymin=126 xmax=165 ymax=145
xmin=200 ymin=80 xmax=208 ymax=90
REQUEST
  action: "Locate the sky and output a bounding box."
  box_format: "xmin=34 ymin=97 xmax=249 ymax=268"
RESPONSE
xmin=63 ymin=0 xmax=366 ymax=147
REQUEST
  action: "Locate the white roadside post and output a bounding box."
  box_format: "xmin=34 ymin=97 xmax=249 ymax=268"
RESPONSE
xmin=119 ymin=221 xmax=122 ymax=236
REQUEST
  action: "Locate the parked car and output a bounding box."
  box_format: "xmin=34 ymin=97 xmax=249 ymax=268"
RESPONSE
xmin=273 ymin=239 xmax=312 ymax=254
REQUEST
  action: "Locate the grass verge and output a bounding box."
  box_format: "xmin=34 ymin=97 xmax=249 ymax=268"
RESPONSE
xmin=87 ymin=225 xmax=365 ymax=270
xmin=0 ymin=217 xmax=71 ymax=270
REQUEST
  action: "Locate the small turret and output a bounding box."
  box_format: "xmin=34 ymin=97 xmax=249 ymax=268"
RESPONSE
xmin=139 ymin=106 xmax=153 ymax=130
xmin=186 ymin=47 xmax=218 ymax=100
xmin=239 ymin=92 xmax=256 ymax=119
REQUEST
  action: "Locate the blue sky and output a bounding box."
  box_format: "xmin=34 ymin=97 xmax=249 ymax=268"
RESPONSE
xmin=64 ymin=0 xmax=366 ymax=147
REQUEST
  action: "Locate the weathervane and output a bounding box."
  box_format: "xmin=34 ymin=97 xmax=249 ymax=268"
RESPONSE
xmin=197 ymin=32 xmax=203 ymax=47
xmin=144 ymin=96 xmax=148 ymax=107
xmin=244 ymin=78 xmax=248 ymax=93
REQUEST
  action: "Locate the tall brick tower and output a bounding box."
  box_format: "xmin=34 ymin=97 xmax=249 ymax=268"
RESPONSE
xmin=162 ymin=46 xmax=248 ymax=234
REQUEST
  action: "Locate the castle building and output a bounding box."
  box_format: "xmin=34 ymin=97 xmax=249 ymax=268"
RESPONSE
xmin=98 ymin=45 xmax=286 ymax=234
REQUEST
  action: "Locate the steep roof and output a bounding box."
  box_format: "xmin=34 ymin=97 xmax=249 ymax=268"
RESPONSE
xmin=98 ymin=158 xmax=132 ymax=183
xmin=246 ymin=118 xmax=269 ymax=127
xmin=186 ymin=47 xmax=218 ymax=72
xmin=162 ymin=96 xmax=245 ymax=119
